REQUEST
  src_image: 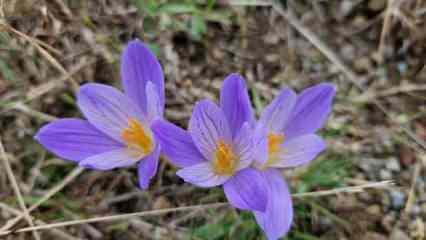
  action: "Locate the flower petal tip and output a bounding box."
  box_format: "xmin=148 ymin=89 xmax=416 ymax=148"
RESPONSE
xmin=124 ymin=39 xmax=150 ymax=52
xmin=318 ymin=83 xmax=337 ymax=95
xmin=138 ymin=179 xmax=150 ymax=190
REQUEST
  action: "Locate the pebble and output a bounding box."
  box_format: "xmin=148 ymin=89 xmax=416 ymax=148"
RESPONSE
xmin=368 ymin=0 xmax=387 ymax=11
xmin=386 ymin=158 xmax=401 ymax=171
xmin=421 ymin=203 xmax=426 ymax=214
xmin=362 ymin=232 xmax=387 ymax=240
xmin=379 ymin=169 xmax=392 ymax=180
xmin=390 ymin=190 xmax=406 ymax=209
xmin=409 ymin=205 xmax=421 ymax=215
xmin=366 ymin=205 xmax=381 ymax=215
xmin=359 ymin=192 xmax=373 ymax=202
xmin=381 ymin=213 xmax=395 ymax=231
xmin=390 ymin=229 xmax=410 ymax=240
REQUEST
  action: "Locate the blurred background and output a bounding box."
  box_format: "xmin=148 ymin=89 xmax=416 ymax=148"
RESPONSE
xmin=0 ymin=0 xmax=426 ymax=239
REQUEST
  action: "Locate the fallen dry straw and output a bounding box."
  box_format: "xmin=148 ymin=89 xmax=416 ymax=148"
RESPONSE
xmin=0 ymin=180 xmax=393 ymax=236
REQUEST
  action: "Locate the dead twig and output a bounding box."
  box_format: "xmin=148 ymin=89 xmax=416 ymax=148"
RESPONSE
xmin=11 ymin=102 xmax=57 ymax=122
xmin=378 ymin=0 xmax=395 ymax=62
xmin=0 ymin=180 xmax=393 ymax=236
xmin=0 ymin=139 xmax=41 ymax=240
xmin=0 ymin=167 xmax=84 ymax=232
xmin=292 ymin=180 xmax=394 ymax=198
xmin=404 ymin=162 xmax=421 ymax=214
xmin=0 ymin=203 xmax=79 ymax=240
xmin=352 ymin=83 xmax=426 ymax=102
xmin=0 ymin=23 xmax=79 ymax=91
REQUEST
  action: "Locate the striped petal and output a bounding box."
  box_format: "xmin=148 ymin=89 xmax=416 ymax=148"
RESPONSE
xmin=35 ymin=118 xmax=123 ymax=162
xmin=189 ymin=100 xmax=232 ymax=160
xmin=121 ymin=40 xmax=165 ymax=115
xmin=76 ymin=83 xmax=144 ymax=142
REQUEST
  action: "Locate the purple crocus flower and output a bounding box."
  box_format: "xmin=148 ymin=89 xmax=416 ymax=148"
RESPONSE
xmin=251 ymin=81 xmax=335 ymax=240
xmin=35 ymin=39 xmax=165 ymax=189
xmin=152 ymin=74 xmax=269 ymax=212
xmin=153 ymin=74 xmax=335 ymax=240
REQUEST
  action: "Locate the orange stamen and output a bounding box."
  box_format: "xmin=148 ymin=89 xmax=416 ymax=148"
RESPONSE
xmin=266 ymin=133 xmax=285 ymax=165
xmin=121 ymin=118 xmax=153 ymax=155
xmin=212 ymin=140 xmax=238 ymax=175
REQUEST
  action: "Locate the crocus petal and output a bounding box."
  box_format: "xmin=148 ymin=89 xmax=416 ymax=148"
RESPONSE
xmin=189 ymin=100 xmax=232 ymax=160
xmin=223 ymin=168 xmax=268 ymax=211
xmin=77 ymin=83 xmax=145 ymax=142
xmin=258 ymin=88 xmax=297 ymax=133
xmin=252 ymin=127 xmax=269 ymax=166
xmin=152 ymin=120 xmax=205 ymax=168
xmin=35 ymin=118 xmax=123 ymax=162
xmin=269 ymin=134 xmax=326 ymax=169
xmin=145 ymin=81 xmax=163 ymax=123
xmin=254 ymin=169 xmax=293 ymax=240
xmin=176 ymin=162 xmax=229 ymax=188
xmin=79 ymin=148 xmax=140 ymax=170
xmin=121 ymin=40 xmax=164 ymax=114
xmin=284 ymin=83 xmax=336 ymax=140
xmin=220 ymin=74 xmax=255 ymax=137
xmin=138 ymin=144 xmax=161 ymax=189
xmin=233 ymin=122 xmax=254 ymax=170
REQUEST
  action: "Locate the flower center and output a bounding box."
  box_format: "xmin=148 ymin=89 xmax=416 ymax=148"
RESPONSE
xmin=121 ymin=118 xmax=154 ymax=156
xmin=212 ymin=140 xmax=238 ymax=176
xmin=266 ymin=133 xmax=285 ymax=165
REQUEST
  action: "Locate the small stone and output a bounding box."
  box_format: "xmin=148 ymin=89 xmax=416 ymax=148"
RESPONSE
xmin=421 ymin=203 xmax=426 ymax=214
xmin=382 ymin=213 xmax=395 ymax=231
xmin=366 ymin=205 xmax=381 ymax=215
xmin=353 ymin=15 xmax=368 ymax=28
xmin=390 ymin=229 xmax=410 ymax=240
xmin=359 ymin=192 xmax=373 ymax=202
xmin=410 ymin=205 xmax=421 ymax=215
xmin=386 ymin=158 xmax=401 ymax=171
xmin=362 ymin=232 xmax=387 ymax=240
xmin=153 ymin=196 xmax=172 ymax=210
xmin=359 ymin=162 xmax=372 ymax=172
xmin=354 ymin=57 xmax=372 ymax=72
xmin=368 ymin=0 xmax=387 ymax=11
xmin=399 ymin=146 xmax=415 ymax=166
xmin=379 ymin=169 xmax=392 ymax=180
xmin=390 ymin=190 xmax=406 ymax=209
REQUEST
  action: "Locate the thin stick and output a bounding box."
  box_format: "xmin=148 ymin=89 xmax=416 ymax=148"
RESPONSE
xmin=292 ymin=180 xmax=393 ymax=198
xmin=26 ymin=59 xmax=95 ymax=101
xmin=0 ymin=203 xmax=228 ymax=235
xmin=404 ymin=162 xmax=421 ymax=213
xmin=11 ymin=102 xmax=57 ymax=122
xmin=271 ymin=1 xmax=426 ymax=152
xmin=378 ymin=0 xmax=394 ymax=62
xmin=0 ymin=23 xmax=79 ymax=91
xmin=0 ymin=167 xmax=84 ymax=232
xmin=0 ymin=139 xmax=41 ymax=240
xmin=0 ymin=203 xmax=80 ymax=240
xmin=0 ymin=180 xmax=393 ymax=236
xmin=353 ymin=83 xmax=426 ymax=102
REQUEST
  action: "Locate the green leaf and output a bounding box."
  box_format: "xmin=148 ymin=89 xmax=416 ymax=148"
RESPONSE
xmin=0 ymin=58 xmax=16 ymax=81
xmin=297 ymin=153 xmax=351 ymax=192
xmin=159 ymin=3 xmax=197 ymax=14
xmin=133 ymin=0 xmax=160 ymax=16
xmin=190 ymin=15 xmax=207 ymax=40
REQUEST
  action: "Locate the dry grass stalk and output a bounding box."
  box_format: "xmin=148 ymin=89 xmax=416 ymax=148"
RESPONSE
xmin=404 ymin=162 xmax=421 ymax=214
xmin=0 ymin=180 xmax=393 ymax=236
xmin=0 ymin=203 xmax=79 ymax=240
xmin=378 ymin=0 xmax=395 ymax=62
xmin=0 ymin=167 xmax=85 ymax=232
xmin=0 ymin=22 xmax=79 ymax=91
xmin=0 ymin=139 xmax=41 ymax=240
